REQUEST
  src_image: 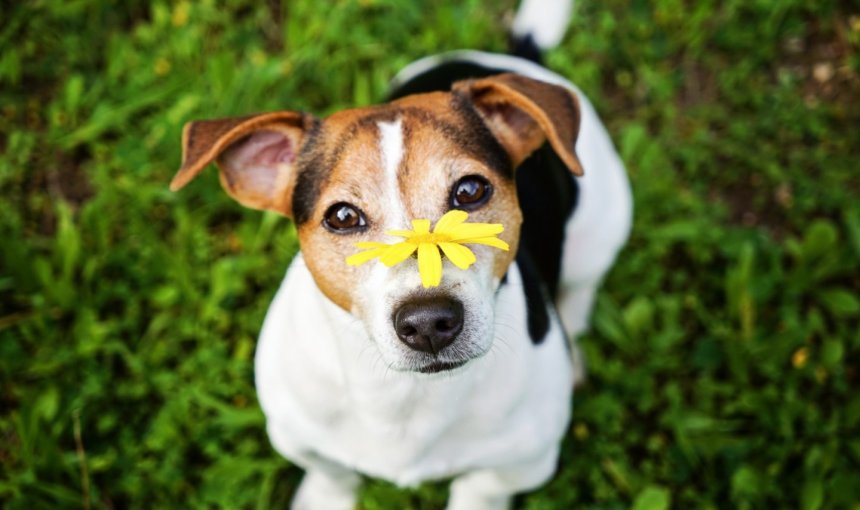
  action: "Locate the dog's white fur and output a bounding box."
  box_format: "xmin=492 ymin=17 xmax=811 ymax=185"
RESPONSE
xmin=377 ymin=119 xmax=410 ymax=232
xmin=254 ymin=52 xmax=632 ymax=509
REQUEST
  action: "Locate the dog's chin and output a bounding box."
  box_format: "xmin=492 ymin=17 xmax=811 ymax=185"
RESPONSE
xmin=404 ymin=345 xmax=491 ymax=375
xmin=379 ymin=351 xmax=482 ymax=375
xmin=372 ymin=331 xmax=493 ymax=375
xmin=416 ymin=359 xmax=469 ymax=374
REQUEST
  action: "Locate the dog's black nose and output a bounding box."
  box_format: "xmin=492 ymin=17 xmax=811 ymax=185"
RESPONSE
xmin=393 ymin=297 xmax=464 ymax=354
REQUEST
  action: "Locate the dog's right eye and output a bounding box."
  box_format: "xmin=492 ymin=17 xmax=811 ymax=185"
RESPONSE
xmin=323 ymin=203 xmax=367 ymax=233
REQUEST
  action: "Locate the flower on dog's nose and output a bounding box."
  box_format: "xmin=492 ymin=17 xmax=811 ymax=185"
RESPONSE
xmin=346 ymin=210 xmax=509 ymax=288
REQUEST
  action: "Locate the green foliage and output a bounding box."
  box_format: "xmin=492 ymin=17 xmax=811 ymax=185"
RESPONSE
xmin=1 ymin=0 xmax=858 ymax=508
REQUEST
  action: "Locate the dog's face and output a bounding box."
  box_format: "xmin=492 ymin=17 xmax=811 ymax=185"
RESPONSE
xmin=171 ymin=74 xmax=582 ymax=373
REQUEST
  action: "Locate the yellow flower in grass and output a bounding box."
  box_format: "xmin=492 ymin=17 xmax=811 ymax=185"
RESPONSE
xmin=346 ymin=210 xmax=509 ymax=288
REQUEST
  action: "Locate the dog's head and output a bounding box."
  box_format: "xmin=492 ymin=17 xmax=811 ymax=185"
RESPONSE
xmin=171 ymin=74 xmax=582 ymax=373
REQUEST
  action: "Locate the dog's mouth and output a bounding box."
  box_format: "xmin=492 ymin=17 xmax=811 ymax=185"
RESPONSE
xmin=417 ymin=359 xmax=468 ymax=374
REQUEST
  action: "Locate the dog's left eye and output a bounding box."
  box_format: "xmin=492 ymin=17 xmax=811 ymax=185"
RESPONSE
xmin=323 ymin=202 xmax=367 ymax=233
xmin=451 ymin=175 xmax=492 ymax=210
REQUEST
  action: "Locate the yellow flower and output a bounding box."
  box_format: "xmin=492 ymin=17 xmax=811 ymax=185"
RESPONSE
xmin=346 ymin=210 xmax=509 ymax=288
xmin=792 ymin=347 xmax=809 ymax=368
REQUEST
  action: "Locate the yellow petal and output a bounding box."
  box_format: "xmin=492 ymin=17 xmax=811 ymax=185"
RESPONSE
xmin=384 ymin=229 xmax=416 ymax=239
xmin=379 ymin=242 xmax=418 ymax=267
xmin=354 ymin=242 xmax=389 ymax=249
xmin=433 ymin=210 xmax=469 ymax=233
xmin=417 ymin=242 xmax=443 ymax=288
xmin=411 ymin=219 xmax=431 ymax=234
xmin=447 ymin=222 xmax=504 ymax=241
xmin=438 ymin=242 xmax=477 ymax=269
xmin=346 ymin=248 xmax=386 ymax=266
xmin=459 ymin=236 xmax=510 ymax=251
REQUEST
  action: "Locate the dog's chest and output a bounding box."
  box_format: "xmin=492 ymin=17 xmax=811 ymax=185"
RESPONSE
xmin=254 ymin=256 xmax=573 ymax=485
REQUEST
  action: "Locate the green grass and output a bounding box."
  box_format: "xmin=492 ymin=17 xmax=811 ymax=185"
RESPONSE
xmin=1 ymin=0 xmax=858 ymax=508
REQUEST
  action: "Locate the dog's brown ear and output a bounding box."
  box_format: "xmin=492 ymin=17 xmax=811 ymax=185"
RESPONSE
xmin=170 ymin=111 xmax=315 ymax=216
xmin=453 ymin=73 xmax=583 ymax=176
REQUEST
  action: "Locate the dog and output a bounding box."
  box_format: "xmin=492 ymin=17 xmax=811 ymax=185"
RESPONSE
xmin=170 ymin=1 xmax=631 ymax=508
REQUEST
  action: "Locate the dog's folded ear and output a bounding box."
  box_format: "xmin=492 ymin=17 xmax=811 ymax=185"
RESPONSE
xmin=170 ymin=111 xmax=315 ymax=216
xmin=453 ymin=73 xmax=583 ymax=176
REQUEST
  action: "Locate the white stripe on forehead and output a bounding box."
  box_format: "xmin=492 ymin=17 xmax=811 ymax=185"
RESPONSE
xmin=378 ymin=119 xmax=403 ymax=182
xmin=377 ymin=119 xmax=410 ymax=231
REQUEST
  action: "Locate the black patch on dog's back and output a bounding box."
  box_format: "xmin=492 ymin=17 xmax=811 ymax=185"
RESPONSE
xmin=515 ymin=249 xmax=551 ymax=344
xmin=388 ymin=61 xmax=504 ymax=100
xmin=515 ymin=145 xmax=578 ymax=299
xmin=508 ymin=34 xmax=543 ymax=65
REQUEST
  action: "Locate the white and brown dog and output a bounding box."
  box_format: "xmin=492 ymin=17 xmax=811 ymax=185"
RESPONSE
xmin=170 ymin=2 xmax=631 ymax=508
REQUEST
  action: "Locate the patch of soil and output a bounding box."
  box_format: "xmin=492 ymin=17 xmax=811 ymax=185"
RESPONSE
xmin=18 ymin=146 xmax=95 ymax=237
xmin=779 ymin=16 xmax=860 ymax=109
xmin=709 ymin=176 xmax=794 ymax=240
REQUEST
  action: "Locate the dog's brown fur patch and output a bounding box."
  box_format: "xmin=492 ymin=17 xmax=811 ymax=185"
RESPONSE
xmin=293 ymin=92 xmax=525 ymax=310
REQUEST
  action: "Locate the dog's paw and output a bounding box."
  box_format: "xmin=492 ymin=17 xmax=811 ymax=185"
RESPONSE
xmin=291 ymin=470 xmax=358 ymax=510
xmin=446 ymin=491 xmax=511 ymax=510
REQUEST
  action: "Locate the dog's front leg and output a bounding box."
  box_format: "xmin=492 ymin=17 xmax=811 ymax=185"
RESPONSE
xmin=291 ymin=459 xmax=361 ymax=510
xmin=446 ymin=447 xmax=559 ymax=510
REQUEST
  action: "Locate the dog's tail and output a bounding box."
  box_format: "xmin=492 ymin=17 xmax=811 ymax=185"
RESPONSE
xmin=509 ymin=0 xmax=575 ymax=63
